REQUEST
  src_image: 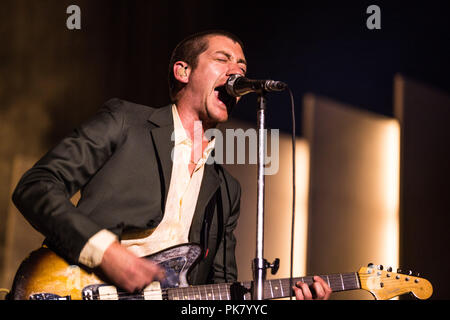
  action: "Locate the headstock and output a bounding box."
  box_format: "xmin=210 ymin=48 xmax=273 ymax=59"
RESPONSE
xmin=358 ymin=263 xmax=433 ymax=300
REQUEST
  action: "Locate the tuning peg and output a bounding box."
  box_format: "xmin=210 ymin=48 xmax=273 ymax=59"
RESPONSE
xmin=368 ymin=263 xmax=374 ymax=268
xmin=407 ymin=270 xmax=413 ymax=276
xmin=416 ymin=272 xmax=421 ymax=277
xmin=377 ymin=265 xmax=384 ymax=270
xmin=397 ymin=268 xmax=402 ymax=274
xmin=387 ymin=267 xmax=393 ymax=272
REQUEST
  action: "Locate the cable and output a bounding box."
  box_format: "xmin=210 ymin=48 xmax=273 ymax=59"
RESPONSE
xmin=287 ymin=88 xmax=296 ymax=300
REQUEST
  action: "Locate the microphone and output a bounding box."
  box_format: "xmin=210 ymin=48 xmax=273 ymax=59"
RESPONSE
xmin=226 ymin=74 xmax=288 ymax=97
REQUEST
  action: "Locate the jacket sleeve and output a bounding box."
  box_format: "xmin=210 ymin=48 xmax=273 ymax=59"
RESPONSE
xmin=12 ymin=98 xmax=125 ymax=264
xmin=210 ymin=181 xmax=241 ymax=283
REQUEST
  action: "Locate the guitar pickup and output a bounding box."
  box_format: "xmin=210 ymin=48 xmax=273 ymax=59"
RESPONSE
xmin=29 ymin=293 xmax=71 ymax=300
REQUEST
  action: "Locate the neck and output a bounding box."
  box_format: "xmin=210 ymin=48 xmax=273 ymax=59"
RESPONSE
xmin=175 ymin=103 xmax=214 ymax=143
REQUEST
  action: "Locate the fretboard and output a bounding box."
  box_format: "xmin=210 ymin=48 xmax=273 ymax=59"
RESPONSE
xmin=166 ymin=273 xmax=361 ymax=300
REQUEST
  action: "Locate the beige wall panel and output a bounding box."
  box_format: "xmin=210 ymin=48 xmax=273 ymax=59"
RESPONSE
xmin=304 ymin=94 xmax=400 ymax=300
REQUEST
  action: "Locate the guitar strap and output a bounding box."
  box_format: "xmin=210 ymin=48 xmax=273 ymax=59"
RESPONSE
xmin=201 ymin=164 xmax=230 ymax=282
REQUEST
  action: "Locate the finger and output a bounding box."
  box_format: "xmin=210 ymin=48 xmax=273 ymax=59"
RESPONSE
xmin=293 ymin=286 xmax=304 ymax=300
xmin=311 ymin=281 xmax=326 ymax=300
xmin=296 ymin=281 xmax=313 ymax=300
xmin=313 ymin=276 xmax=332 ymax=298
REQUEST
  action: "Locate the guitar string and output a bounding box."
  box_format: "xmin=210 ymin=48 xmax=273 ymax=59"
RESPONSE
xmin=95 ymin=276 xmax=355 ymax=299
xmin=92 ymin=282 xmax=232 ymax=300
xmin=88 ymin=273 xmax=421 ymax=300
xmin=96 ymin=283 xmax=234 ymax=300
xmin=96 ymin=276 xmax=413 ymax=298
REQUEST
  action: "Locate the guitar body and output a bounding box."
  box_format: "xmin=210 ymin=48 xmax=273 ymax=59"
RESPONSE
xmin=10 ymin=243 xmax=202 ymax=300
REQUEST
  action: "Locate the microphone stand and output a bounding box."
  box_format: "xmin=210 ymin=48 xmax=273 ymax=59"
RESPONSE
xmin=252 ymin=91 xmax=279 ymax=300
xmin=253 ymin=92 xmax=266 ymax=300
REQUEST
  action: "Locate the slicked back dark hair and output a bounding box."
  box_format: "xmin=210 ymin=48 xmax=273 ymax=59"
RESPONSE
xmin=168 ymin=30 xmax=244 ymax=102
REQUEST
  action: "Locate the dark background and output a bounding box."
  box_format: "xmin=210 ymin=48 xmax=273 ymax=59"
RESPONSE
xmin=1 ymin=0 xmax=449 ymax=300
xmin=2 ymin=0 xmax=448 ymax=143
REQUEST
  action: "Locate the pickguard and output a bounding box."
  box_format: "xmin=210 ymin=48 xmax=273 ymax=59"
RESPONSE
xmin=79 ymin=243 xmax=202 ymax=300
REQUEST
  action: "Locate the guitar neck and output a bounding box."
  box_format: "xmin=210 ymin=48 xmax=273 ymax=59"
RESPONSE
xmin=254 ymin=273 xmax=361 ymax=299
xmin=166 ymin=273 xmax=361 ymax=300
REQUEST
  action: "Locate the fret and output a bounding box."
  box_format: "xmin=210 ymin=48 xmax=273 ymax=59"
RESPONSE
xmin=222 ymin=283 xmax=231 ymax=300
xmin=268 ymin=279 xmax=274 ymax=298
xmin=279 ymin=279 xmax=284 ymax=296
xmin=167 ymin=272 xmax=360 ymax=300
xmin=171 ymin=288 xmax=176 ymax=300
xmin=328 ymin=274 xmax=343 ymax=292
xmin=272 ymin=280 xmax=280 ymax=296
xmin=204 ymin=285 xmax=208 ymax=300
xmin=340 ymin=273 xmax=345 ymax=290
xmin=354 ymin=272 xmax=360 ymax=289
xmin=325 ymin=273 xmax=360 ymax=292
xmin=168 ymin=283 xmax=234 ymax=301
xmin=270 ymin=280 xmax=276 ymax=296
xmin=264 ymin=273 xmax=361 ymax=299
xmin=195 ymin=286 xmax=201 ymax=300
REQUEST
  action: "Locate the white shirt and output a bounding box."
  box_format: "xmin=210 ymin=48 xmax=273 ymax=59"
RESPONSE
xmin=78 ymin=104 xmax=215 ymax=267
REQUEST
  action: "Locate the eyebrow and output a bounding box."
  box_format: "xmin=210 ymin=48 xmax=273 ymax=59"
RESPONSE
xmin=215 ymin=50 xmax=247 ymax=66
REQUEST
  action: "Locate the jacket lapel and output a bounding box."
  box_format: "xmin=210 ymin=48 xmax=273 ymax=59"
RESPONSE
xmin=148 ymin=105 xmax=222 ymax=243
xmin=148 ymin=105 xmax=174 ymax=205
xmin=189 ymin=162 xmax=222 ymax=243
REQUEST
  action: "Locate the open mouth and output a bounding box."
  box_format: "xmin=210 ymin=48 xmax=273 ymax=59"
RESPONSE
xmin=214 ymin=85 xmax=237 ymax=114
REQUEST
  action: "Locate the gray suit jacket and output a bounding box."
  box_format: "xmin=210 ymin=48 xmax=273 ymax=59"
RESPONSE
xmin=12 ymin=98 xmax=241 ymax=285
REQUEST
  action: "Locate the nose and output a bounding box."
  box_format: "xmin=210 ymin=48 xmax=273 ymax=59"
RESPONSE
xmin=226 ymin=62 xmax=245 ymax=77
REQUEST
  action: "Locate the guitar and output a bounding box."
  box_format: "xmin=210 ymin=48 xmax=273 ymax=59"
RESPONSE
xmin=9 ymin=243 xmax=433 ymax=300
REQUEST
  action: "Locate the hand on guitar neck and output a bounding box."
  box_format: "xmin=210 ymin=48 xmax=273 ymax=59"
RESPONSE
xmin=293 ymin=276 xmax=332 ymax=300
xmin=99 ymin=242 xmax=166 ymax=293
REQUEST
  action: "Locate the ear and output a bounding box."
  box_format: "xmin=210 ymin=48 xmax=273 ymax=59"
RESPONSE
xmin=173 ymin=61 xmax=190 ymax=84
